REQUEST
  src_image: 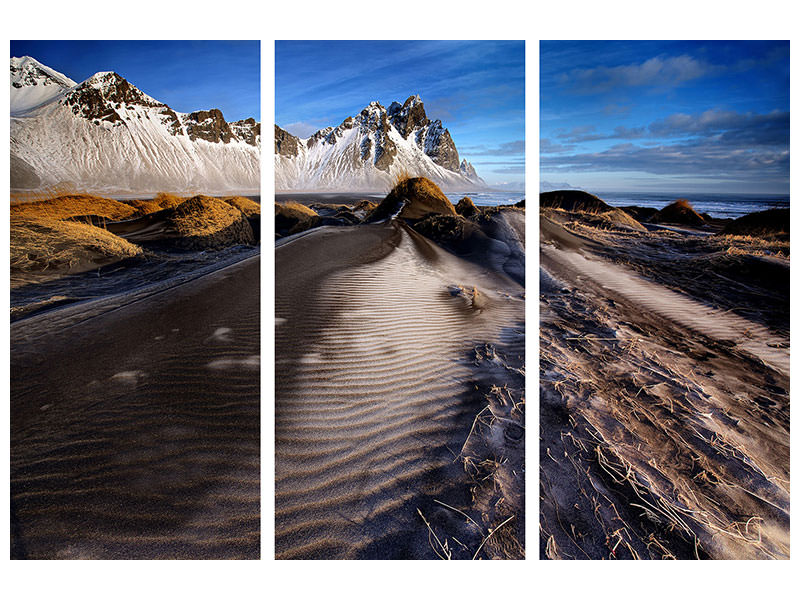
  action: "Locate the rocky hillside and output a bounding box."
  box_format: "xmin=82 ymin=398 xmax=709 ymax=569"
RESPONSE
xmin=275 ymin=95 xmax=486 ymax=191
xmin=10 ymin=56 xmax=260 ymax=194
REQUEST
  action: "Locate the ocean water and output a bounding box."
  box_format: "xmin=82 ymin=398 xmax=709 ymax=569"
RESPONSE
xmin=597 ymin=191 xmax=789 ymax=220
xmin=446 ymin=191 xmax=525 ymax=207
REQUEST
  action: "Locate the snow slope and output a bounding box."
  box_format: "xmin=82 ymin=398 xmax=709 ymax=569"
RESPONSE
xmin=275 ymin=96 xmax=487 ymax=192
xmin=10 ymin=57 xmax=260 ymax=195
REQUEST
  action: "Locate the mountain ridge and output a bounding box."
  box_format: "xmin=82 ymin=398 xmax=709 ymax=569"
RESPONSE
xmin=10 ymin=56 xmax=260 ymax=194
xmin=275 ymin=95 xmax=486 ymax=192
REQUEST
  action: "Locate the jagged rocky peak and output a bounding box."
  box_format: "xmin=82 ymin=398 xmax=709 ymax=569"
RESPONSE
xmin=307 ymin=126 xmax=336 ymax=148
xmin=231 ymin=118 xmax=261 ymax=146
xmin=460 ymin=159 xmax=478 ymax=178
xmin=77 ymin=71 xmax=163 ymax=107
xmin=275 ymin=125 xmax=300 ymax=156
xmin=11 ymin=56 xmax=75 ymax=89
xmin=387 ymin=94 xmax=427 ymax=138
xmin=185 ymin=108 xmax=234 ymax=143
xmin=62 ymin=71 xmax=164 ymax=125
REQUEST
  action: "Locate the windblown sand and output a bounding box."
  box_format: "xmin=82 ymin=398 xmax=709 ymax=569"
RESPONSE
xmin=275 ymin=221 xmax=524 ymax=559
xmin=540 ymin=214 xmax=789 ymax=560
xmin=10 ymin=255 xmax=260 ymax=559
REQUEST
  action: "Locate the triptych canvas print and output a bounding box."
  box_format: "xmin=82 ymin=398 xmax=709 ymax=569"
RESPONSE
xmin=6 ymin=39 xmax=790 ymax=563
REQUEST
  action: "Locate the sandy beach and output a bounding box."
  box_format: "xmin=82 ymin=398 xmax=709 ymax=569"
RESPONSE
xmin=275 ymin=190 xmax=525 ymax=559
xmin=539 ymin=201 xmax=789 ymax=559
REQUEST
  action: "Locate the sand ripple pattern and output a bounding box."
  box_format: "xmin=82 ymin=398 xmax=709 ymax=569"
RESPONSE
xmin=11 ymin=256 xmax=260 ymax=559
xmin=275 ymin=223 xmax=523 ymax=559
xmin=541 ymin=244 xmax=789 ymax=375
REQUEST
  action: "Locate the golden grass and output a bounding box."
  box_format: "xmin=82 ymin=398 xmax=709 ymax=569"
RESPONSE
xmin=276 ymin=201 xmax=318 ymax=219
xmin=153 ymin=195 xmax=256 ymax=249
xmin=222 ymin=196 xmax=261 ymax=218
xmin=10 ymin=215 xmax=142 ymax=275
xmin=10 ymin=193 xmax=137 ymax=221
xmin=126 ymin=192 xmax=187 ymax=216
xmin=389 ymin=168 xmax=414 ymax=190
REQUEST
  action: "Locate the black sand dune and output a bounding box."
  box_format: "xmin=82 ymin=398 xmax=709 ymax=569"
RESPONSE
xmin=275 ymin=220 xmax=524 ymax=559
xmin=540 ymin=213 xmax=789 ymax=560
xmin=10 ymin=255 xmax=260 ymax=559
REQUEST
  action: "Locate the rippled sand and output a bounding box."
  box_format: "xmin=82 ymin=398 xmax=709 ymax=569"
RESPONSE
xmin=275 ymin=221 xmax=524 ymax=559
xmin=11 ymin=255 xmax=260 ymax=559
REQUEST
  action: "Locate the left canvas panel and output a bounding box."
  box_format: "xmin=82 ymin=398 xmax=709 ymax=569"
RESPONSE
xmin=10 ymin=40 xmax=261 ymax=559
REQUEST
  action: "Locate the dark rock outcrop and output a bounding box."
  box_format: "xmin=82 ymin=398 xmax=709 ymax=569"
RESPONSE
xmin=185 ymin=109 xmax=234 ymax=144
xmin=275 ymin=125 xmax=300 ymax=157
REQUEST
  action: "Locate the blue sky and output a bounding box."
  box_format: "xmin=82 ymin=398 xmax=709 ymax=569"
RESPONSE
xmin=276 ymin=40 xmax=525 ymax=189
xmin=540 ymin=41 xmax=789 ymax=194
xmin=10 ymin=40 xmax=260 ymax=121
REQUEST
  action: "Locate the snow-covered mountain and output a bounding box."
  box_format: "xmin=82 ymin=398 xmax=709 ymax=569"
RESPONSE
xmin=275 ymin=95 xmax=487 ymax=191
xmin=10 ymin=56 xmax=260 ymax=194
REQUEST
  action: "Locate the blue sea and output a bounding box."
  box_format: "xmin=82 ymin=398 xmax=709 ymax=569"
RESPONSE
xmin=445 ymin=191 xmax=525 ymax=207
xmin=596 ymin=191 xmax=789 ymax=220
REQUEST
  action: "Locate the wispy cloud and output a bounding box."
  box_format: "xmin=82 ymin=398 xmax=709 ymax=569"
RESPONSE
xmin=648 ymin=109 xmax=788 ymax=146
xmin=541 ymin=140 xmax=788 ymax=181
xmin=461 ymin=140 xmax=525 ymax=156
xmin=559 ymin=54 xmax=713 ymax=94
xmin=544 ymin=108 xmax=788 ymax=149
xmin=281 ymin=120 xmax=331 ymax=138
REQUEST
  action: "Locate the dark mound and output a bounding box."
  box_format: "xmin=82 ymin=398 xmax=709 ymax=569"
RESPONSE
xmin=541 ymin=190 xmax=645 ymax=231
xmin=651 ymin=199 xmax=705 ymax=226
xmin=721 ymin=208 xmax=789 ymax=240
xmin=165 ymin=196 xmax=256 ymax=249
xmin=354 ymin=199 xmax=378 ymax=214
xmin=620 ymin=205 xmax=659 ymax=222
xmin=412 ymin=214 xmax=482 ymax=249
xmin=540 ymin=190 xmax=613 ymax=213
xmin=365 ymin=177 xmax=456 ymax=222
xmin=113 ymin=196 xmax=255 ymax=250
xmin=275 ymin=202 xmax=320 ymax=237
xmin=455 ymin=196 xmax=478 ymax=218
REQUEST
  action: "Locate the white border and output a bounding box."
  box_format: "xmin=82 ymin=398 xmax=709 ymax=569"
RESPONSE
xmin=2 ymin=1 xmax=797 ymax=599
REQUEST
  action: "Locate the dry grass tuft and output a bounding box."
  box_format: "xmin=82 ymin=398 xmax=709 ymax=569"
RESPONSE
xmin=164 ymin=195 xmax=255 ymax=248
xmin=10 ymin=216 xmax=142 ymax=276
xmin=275 ymin=201 xmax=320 ymax=236
xmin=368 ymin=176 xmax=456 ymax=222
xmin=127 ymin=192 xmax=187 ymax=216
xmin=222 ymin=196 xmax=261 ymax=218
xmin=10 ymin=193 xmax=137 ymax=221
xmin=389 ymin=168 xmax=414 ymax=190
xmin=651 ymin=199 xmax=704 ymax=226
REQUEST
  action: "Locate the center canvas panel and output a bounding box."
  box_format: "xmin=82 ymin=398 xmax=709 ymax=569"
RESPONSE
xmin=274 ymin=40 xmax=526 ymax=560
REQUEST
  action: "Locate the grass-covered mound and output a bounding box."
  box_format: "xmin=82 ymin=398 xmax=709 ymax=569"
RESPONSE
xmin=275 ymin=201 xmax=320 ymax=237
xmin=222 ymin=196 xmax=261 ymax=218
xmin=11 ymin=193 xmax=138 ymax=221
xmin=162 ymin=195 xmax=256 ymax=249
xmin=541 ymin=190 xmax=645 ymax=231
xmin=721 ymin=208 xmax=789 ymax=240
xmin=455 ymin=196 xmax=478 ymax=218
xmin=126 ymin=192 xmax=186 ymax=216
xmin=366 ymin=176 xmax=456 ymax=222
xmin=651 ymin=199 xmax=705 ymax=226
xmin=540 ymin=190 xmax=614 ymax=214
xmin=10 ymin=216 xmax=142 ymax=278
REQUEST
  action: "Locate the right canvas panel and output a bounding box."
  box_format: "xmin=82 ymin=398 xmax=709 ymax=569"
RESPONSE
xmin=539 ymin=40 xmax=790 ymax=560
